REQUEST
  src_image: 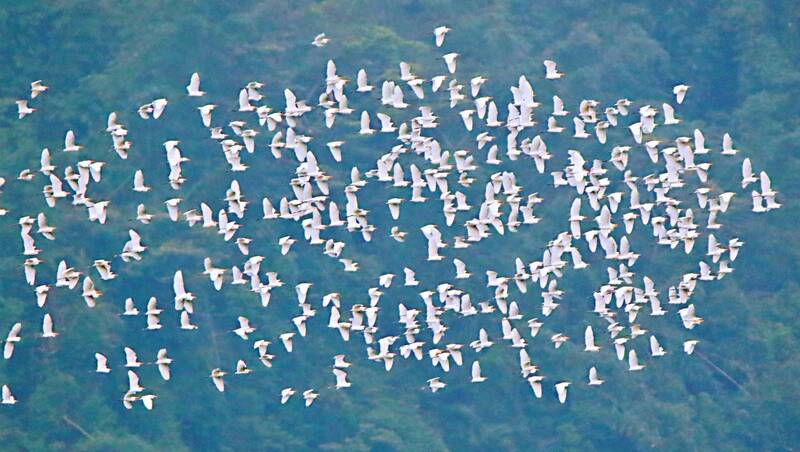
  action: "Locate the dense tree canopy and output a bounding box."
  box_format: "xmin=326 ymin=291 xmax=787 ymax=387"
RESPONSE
xmin=0 ymin=1 xmax=798 ymax=450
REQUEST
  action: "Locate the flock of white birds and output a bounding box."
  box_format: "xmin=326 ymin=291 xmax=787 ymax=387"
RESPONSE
xmin=3 ymin=26 xmax=782 ymax=410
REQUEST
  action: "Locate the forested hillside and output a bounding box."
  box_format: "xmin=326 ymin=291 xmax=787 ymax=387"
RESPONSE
xmin=0 ymin=1 xmax=798 ymax=450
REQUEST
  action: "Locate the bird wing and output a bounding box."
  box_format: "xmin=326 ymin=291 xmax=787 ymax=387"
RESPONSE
xmin=238 ymin=89 xmax=250 ymax=110
xmin=128 ymin=370 xmax=140 ymax=389
xmin=628 ymin=349 xmax=640 ymax=368
xmin=553 ymin=95 xmax=565 ymax=112
xmin=134 ymin=170 xmax=145 ymax=189
xmin=65 ymin=130 xmax=76 ymax=148
xmin=95 ymin=353 xmax=108 ymax=369
xmin=3 ymin=342 xmax=13 ymax=360
xmin=760 ymin=171 xmax=772 ymax=193
xmin=357 ymin=69 xmax=368 ymax=88
xmin=742 ymin=158 xmax=753 ymax=179
xmin=584 ymin=326 xmax=594 ymax=348
xmin=360 ymin=111 xmax=371 ymax=130
xmin=471 ymin=361 xmax=481 ymax=379
xmin=158 ymin=363 xmax=171 ymax=380
xmin=189 ymin=72 xmax=201 ymax=91
xmin=124 ymin=347 xmax=137 ymax=364
xmin=650 ymin=336 xmax=660 ymax=355
xmin=42 ymin=313 xmax=53 ymax=335
xmin=213 ymin=376 xmax=225 ymax=392
xmin=173 ymin=271 xmax=186 ymax=296
xmin=9 ymin=323 xmax=22 ymax=339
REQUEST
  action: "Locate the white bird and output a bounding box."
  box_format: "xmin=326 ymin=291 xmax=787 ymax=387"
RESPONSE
xmin=172 ymin=270 xmax=196 ymax=312
xmin=35 ymin=285 xmax=49 ymax=307
xmin=141 ymin=394 xmax=157 ymax=410
xmin=555 ymin=381 xmax=571 ymax=403
xmin=41 ymin=313 xmax=58 ymax=338
xmin=186 ymin=72 xmax=206 ymax=96
xmin=673 ymin=84 xmax=690 ymax=104
xmin=588 ymin=367 xmax=604 ymax=385
xmin=443 ymin=53 xmax=459 ymax=74
xmin=679 ymin=304 xmax=704 ymax=329
xmin=124 ymin=347 xmax=143 ymax=368
xmin=547 ymin=116 xmax=564 ymax=133
xmin=573 ymin=117 xmax=590 ymax=139
xmin=39 ymin=148 xmax=55 ymax=175
xmin=326 ymin=141 xmax=344 ymax=162
xmin=4 ymin=323 xmax=22 ymax=359
xmin=378 ymin=273 xmax=395 ymax=288
xmin=136 ymin=204 xmax=153 ymax=224
xmin=359 ymin=111 xmax=375 ymax=135
xmin=722 ymin=133 xmax=738 ymax=155
xmin=210 ymin=368 xmax=226 ymax=392
xmin=16 ymin=100 xmax=35 ymax=119
xmin=741 ymin=158 xmax=757 ymax=188
xmin=683 ymin=340 xmax=699 ymax=355
xmin=127 ymin=370 xmax=144 ymax=393
xmin=356 ymin=69 xmax=373 ymax=92
xmin=151 ymin=98 xmax=168 ymax=119
xmin=333 ymin=368 xmax=351 ymax=389
xmin=2 ymin=385 xmax=17 ymax=404
xmin=650 ymin=335 xmax=666 ymax=357
xmin=340 ymin=259 xmax=359 ymax=272
xmin=156 ymin=348 xmax=172 ymax=380
xmin=95 ymin=353 xmax=111 ymax=373
xmin=292 ymin=315 xmax=308 ymax=337
xmin=402 ymin=267 xmax=419 ymax=286
xmin=234 ymin=316 xmax=255 ymax=340
xmin=433 ymin=26 xmax=451 ymax=47
xmin=312 ymin=33 xmax=330 ymax=47
xmin=93 ymin=260 xmax=115 ymax=280
xmin=428 ymin=377 xmax=446 ymax=392
xmin=302 ymin=389 xmax=318 ymax=407
xmin=525 ymin=376 xmax=544 ymax=398
xmin=122 ymin=391 xmax=137 ymax=410
xmin=202 ymin=258 xmax=225 ymax=290
xmin=145 ymin=297 xmax=162 ymax=316
xmin=459 ymin=109 xmax=475 ymax=131
xmin=24 ymin=258 xmax=41 ymax=285
xmin=628 ymin=349 xmax=646 ymax=371
xmin=663 ymin=103 xmax=680 ymax=125
xmin=470 ymin=360 xmax=487 ymax=383
xmin=751 ymin=190 xmax=766 ymax=213
xmin=180 ymin=311 xmax=198 ymax=330
xmin=543 ymin=60 xmax=564 ymax=79
xmin=453 ymin=258 xmax=471 ymax=279
xmin=334 ymin=354 xmax=351 ymax=368
xmin=235 ymin=359 xmax=253 ymax=375
xmin=470 ymin=328 xmax=493 ymax=352
xmin=281 ymin=387 xmax=296 ymax=404
xmin=280 ymin=332 xmax=295 ymax=353
xmin=238 ymin=88 xmax=254 ymax=112
xmin=165 ymin=198 xmax=181 ymax=222
xmin=584 ymin=325 xmax=600 ymax=352
xmin=387 ymin=198 xmax=403 ymax=220
xmin=391 ymin=226 xmax=407 ymax=243
xmin=30 ymin=80 xmax=49 ymax=98
xmin=63 ymin=130 xmax=82 ymax=152
xmin=760 ymin=170 xmax=778 ymax=198
xmin=198 ymin=104 xmax=216 ymax=127
xmin=133 ymin=170 xmax=150 ymax=192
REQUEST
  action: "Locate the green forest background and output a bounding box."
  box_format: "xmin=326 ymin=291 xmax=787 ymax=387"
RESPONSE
xmin=0 ymin=1 xmax=799 ymax=450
